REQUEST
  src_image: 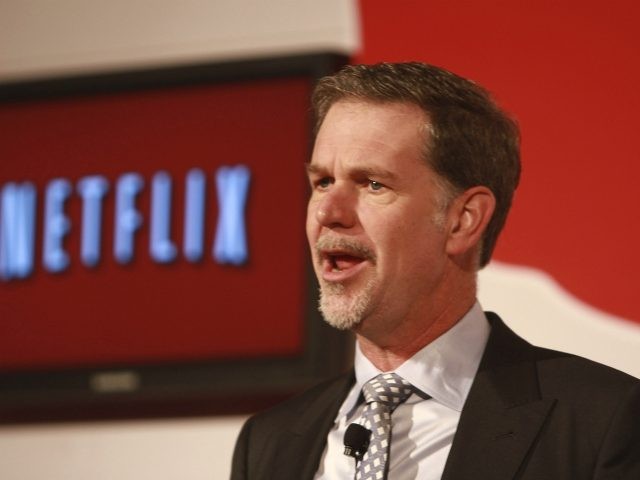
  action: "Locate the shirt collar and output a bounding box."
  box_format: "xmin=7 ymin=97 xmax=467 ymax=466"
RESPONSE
xmin=340 ymin=301 xmax=490 ymax=417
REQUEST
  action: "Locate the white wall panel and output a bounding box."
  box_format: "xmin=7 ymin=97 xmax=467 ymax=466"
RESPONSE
xmin=0 ymin=0 xmax=360 ymax=81
xmin=0 ymin=416 xmax=246 ymax=479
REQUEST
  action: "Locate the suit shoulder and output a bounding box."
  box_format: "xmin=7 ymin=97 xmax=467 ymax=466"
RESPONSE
xmin=485 ymin=313 xmax=639 ymax=400
xmin=533 ymin=345 xmax=639 ymax=403
xmin=244 ymin=371 xmax=354 ymax=429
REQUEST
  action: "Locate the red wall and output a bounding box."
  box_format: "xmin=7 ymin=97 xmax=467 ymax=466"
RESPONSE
xmin=355 ymin=0 xmax=640 ymax=323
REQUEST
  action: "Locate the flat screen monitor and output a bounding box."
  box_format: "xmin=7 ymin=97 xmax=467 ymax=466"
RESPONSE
xmin=0 ymin=53 xmax=351 ymax=422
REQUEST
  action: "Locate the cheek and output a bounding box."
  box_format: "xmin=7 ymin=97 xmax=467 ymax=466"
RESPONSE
xmin=380 ymin=213 xmax=443 ymax=263
xmin=305 ymin=216 xmax=319 ymax=267
xmin=305 ymin=201 xmax=317 ymax=236
xmin=363 ymin=210 xmax=412 ymax=261
xmin=305 ymin=224 xmax=315 ymax=253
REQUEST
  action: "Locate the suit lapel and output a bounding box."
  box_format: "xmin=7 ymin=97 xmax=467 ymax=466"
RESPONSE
xmin=442 ymin=314 xmax=556 ymax=480
xmin=270 ymin=372 xmax=355 ymax=480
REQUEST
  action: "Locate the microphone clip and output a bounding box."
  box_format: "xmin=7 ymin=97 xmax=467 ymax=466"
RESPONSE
xmin=343 ymin=423 xmax=371 ymax=460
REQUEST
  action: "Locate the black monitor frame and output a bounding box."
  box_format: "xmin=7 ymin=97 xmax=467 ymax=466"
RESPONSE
xmin=0 ymin=52 xmax=353 ymax=424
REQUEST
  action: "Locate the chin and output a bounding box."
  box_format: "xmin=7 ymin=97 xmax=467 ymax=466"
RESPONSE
xmin=317 ymin=279 xmax=374 ymax=330
xmin=319 ymin=305 xmax=363 ymax=331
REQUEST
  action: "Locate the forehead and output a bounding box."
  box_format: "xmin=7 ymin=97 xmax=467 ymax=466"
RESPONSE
xmin=310 ymin=100 xmax=430 ymax=171
xmin=317 ymin=100 xmax=428 ymax=142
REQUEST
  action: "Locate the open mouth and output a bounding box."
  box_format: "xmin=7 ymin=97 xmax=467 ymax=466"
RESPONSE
xmin=319 ymin=249 xmax=371 ymax=282
xmin=327 ymin=253 xmax=366 ymax=272
xmin=315 ymin=237 xmax=375 ymax=281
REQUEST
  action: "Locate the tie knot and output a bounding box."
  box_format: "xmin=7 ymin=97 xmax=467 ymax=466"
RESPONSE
xmin=362 ymin=372 xmax=413 ymax=408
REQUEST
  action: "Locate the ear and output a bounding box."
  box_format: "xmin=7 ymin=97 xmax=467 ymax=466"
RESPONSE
xmin=445 ymin=186 xmax=496 ymax=258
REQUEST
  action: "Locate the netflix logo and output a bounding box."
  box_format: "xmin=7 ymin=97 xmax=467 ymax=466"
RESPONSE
xmin=0 ymin=165 xmax=251 ymax=281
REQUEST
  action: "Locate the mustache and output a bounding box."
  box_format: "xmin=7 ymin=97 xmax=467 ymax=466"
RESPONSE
xmin=315 ymin=236 xmax=376 ymax=263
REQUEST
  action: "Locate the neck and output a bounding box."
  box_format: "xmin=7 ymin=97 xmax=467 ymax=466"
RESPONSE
xmin=355 ymin=276 xmax=477 ymax=372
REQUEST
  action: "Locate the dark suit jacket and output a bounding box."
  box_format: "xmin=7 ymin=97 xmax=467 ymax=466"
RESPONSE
xmin=231 ymin=313 xmax=640 ymax=479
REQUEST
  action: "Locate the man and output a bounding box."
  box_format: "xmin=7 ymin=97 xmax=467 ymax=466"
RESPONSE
xmin=230 ymin=63 xmax=640 ymax=479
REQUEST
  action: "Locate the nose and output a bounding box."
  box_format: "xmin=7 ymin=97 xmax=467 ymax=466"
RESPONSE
xmin=314 ymin=186 xmax=356 ymax=230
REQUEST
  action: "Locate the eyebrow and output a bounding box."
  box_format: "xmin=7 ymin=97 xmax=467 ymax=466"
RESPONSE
xmin=305 ymin=163 xmax=399 ymax=181
xmin=305 ymin=163 xmax=323 ymax=176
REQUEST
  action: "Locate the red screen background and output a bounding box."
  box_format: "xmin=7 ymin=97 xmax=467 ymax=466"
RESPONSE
xmin=0 ymin=77 xmax=311 ymax=370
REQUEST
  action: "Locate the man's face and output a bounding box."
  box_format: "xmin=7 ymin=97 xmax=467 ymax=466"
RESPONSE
xmin=306 ymin=100 xmax=452 ymax=335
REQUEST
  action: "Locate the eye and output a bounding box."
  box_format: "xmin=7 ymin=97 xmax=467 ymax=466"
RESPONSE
xmin=316 ymin=177 xmax=332 ymax=189
xmin=368 ymin=180 xmax=384 ymax=191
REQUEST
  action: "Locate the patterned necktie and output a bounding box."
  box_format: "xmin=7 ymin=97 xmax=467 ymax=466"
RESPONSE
xmin=356 ymin=372 xmax=413 ymax=480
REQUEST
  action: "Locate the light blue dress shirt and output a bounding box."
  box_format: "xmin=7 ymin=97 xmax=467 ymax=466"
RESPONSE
xmin=314 ymin=302 xmax=491 ymax=480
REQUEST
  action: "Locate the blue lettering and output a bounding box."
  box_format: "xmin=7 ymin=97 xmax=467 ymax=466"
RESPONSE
xmin=2 ymin=165 xmax=255 ymax=275
xmin=77 ymin=176 xmax=109 ymax=267
xmin=114 ymin=173 xmax=144 ymax=264
xmin=149 ymin=171 xmax=177 ymax=263
xmin=0 ymin=183 xmax=37 ymax=280
xmin=213 ymin=165 xmax=251 ymax=265
xmin=183 ymin=168 xmax=205 ymax=262
xmin=43 ymin=178 xmax=72 ymax=273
